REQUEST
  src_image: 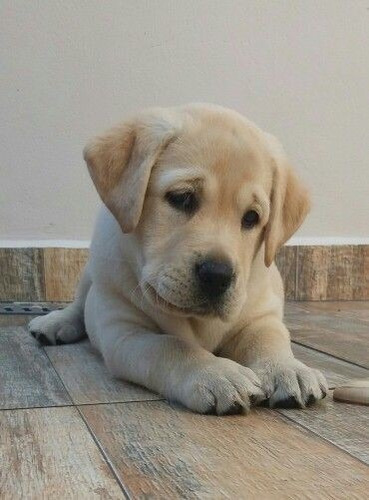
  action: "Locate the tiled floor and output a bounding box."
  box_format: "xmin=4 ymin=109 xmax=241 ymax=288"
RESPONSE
xmin=1 ymin=302 xmax=368 ymax=499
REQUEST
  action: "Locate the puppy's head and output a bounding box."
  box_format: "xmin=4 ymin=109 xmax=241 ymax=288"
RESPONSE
xmin=84 ymin=104 xmax=309 ymax=320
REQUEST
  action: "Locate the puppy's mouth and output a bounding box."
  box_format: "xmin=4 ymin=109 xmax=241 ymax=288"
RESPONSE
xmin=143 ymin=282 xmax=230 ymax=320
xmin=144 ymin=283 xmax=196 ymax=316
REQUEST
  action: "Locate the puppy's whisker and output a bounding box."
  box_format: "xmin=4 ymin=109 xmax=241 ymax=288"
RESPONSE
xmin=129 ymin=279 xmax=145 ymax=302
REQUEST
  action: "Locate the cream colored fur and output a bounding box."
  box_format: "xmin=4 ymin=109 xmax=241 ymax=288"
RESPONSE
xmin=29 ymin=104 xmax=327 ymax=414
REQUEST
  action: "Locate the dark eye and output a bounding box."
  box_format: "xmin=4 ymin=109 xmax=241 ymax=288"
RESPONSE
xmin=165 ymin=191 xmax=198 ymax=214
xmin=242 ymin=210 xmax=259 ymax=229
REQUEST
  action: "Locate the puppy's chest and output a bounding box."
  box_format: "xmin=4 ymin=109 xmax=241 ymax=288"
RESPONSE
xmin=155 ymin=314 xmax=229 ymax=352
xmin=189 ymin=319 xmax=230 ymax=353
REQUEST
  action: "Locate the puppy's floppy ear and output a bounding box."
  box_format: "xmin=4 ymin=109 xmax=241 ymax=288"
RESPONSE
xmin=84 ymin=108 xmax=181 ymax=232
xmin=264 ymin=160 xmax=310 ymax=267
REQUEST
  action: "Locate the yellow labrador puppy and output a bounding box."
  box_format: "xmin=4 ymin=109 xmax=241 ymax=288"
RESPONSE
xmin=29 ymin=104 xmax=328 ymax=414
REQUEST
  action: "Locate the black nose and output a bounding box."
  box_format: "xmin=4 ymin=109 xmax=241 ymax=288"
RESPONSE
xmin=195 ymin=258 xmax=234 ymax=299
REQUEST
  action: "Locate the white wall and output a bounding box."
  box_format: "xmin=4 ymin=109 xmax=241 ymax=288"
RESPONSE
xmin=1 ymin=0 xmax=369 ymax=244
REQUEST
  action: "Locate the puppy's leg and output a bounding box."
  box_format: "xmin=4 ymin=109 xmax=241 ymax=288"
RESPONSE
xmin=99 ymin=324 xmax=265 ymax=415
xmin=29 ymin=266 xmax=91 ymax=345
xmin=219 ymin=316 xmax=328 ymax=408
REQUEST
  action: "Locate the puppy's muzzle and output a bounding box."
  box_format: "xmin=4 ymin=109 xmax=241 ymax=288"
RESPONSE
xmin=195 ymin=257 xmax=234 ymax=301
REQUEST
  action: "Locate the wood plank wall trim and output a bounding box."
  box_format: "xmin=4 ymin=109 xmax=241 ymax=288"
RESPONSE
xmin=0 ymin=246 xmax=368 ymax=302
xmin=0 ymin=248 xmax=88 ymax=302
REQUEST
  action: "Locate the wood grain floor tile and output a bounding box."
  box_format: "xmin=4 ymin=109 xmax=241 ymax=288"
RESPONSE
xmin=0 ymin=326 xmax=71 ymax=409
xmin=292 ymin=343 xmax=369 ymax=388
xmin=44 ymin=248 xmax=89 ymax=302
xmin=289 ymin=300 xmax=369 ymax=323
xmin=279 ymin=392 xmax=369 ymax=465
xmin=0 ymin=407 xmax=123 ymax=499
xmin=291 ymin=328 xmax=369 ymax=369
xmin=285 ymin=303 xmax=369 ymax=369
xmin=45 ymin=340 xmax=160 ymax=405
xmin=287 ymin=311 xmax=369 ymax=342
xmin=81 ymin=401 xmax=369 ymax=499
xmin=0 ymin=248 xmax=44 ymax=301
xmin=275 ymin=245 xmax=296 ymax=300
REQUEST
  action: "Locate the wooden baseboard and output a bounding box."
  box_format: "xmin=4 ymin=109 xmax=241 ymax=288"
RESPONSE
xmin=0 ymin=246 xmax=368 ymax=302
xmin=0 ymin=248 xmax=88 ymax=302
xmin=276 ymin=245 xmax=368 ymax=301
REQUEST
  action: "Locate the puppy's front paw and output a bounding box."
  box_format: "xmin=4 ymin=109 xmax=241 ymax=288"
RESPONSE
xmin=180 ymin=358 xmax=265 ymax=415
xmin=253 ymin=358 xmax=328 ymax=409
xmin=29 ymin=309 xmax=85 ymax=346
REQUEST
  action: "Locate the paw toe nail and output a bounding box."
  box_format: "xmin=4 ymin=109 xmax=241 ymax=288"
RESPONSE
xmin=274 ymin=396 xmax=302 ymax=409
xmin=222 ymin=401 xmax=244 ymax=416
xmin=204 ymin=405 xmax=217 ymax=416
xmin=249 ymin=395 xmax=257 ymax=405
xmin=306 ymin=394 xmax=316 ymax=406
xmin=250 ymin=394 xmax=264 ymax=405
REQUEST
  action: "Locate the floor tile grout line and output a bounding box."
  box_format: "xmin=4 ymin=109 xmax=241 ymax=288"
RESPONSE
xmin=0 ymin=398 xmax=165 ymax=413
xmin=75 ymin=398 xmax=165 ymax=407
xmin=76 ymin=405 xmax=132 ymax=500
xmin=0 ymin=403 xmax=75 ymax=412
xmin=291 ymin=340 xmax=369 ymax=371
xmin=42 ymin=348 xmax=133 ymax=499
xmin=277 ymin=410 xmax=369 ymax=468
